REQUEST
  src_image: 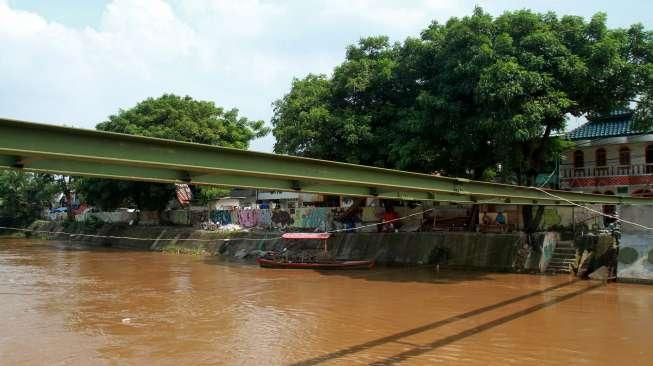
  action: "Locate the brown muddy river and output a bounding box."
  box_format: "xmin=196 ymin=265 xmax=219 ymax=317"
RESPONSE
xmin=1 ymin=238 xmax=652 ymax=365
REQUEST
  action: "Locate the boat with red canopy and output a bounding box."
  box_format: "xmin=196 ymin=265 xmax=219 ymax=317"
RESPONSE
xmin=256 ymin=232 xmax=375 ymax=270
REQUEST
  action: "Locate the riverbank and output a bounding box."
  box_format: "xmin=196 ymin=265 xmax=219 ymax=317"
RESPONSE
xmin=7 ymin=221 xmax=525 ymax=270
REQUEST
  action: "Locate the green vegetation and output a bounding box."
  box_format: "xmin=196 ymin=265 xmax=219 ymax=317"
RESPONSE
xmin=160 ymin=243 xmax=209 ymax=256
xmin=272 ymin=8 xmax=653 ymax=184
xmin=195 ymin=186 xmax=231 ymax=205
xmin=648 ymin=249 xmax=653 ymax=265
xmin=272 ymin=8 xmax=653 ymax=242
xmin=61 ymin=215 xmax=105 ymax=231
xmin=96 ymin=94 xmax=269 ymax=147
xmin=0 ymin=171 xmax=59 ymax=227
xmin=76 ymin=94 xmax=269 ymax=211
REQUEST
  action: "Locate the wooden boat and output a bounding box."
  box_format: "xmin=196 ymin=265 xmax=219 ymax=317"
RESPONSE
xmin=257 ymin=232 xmax=375 ymax=270
xmin=257 ymin=257 xmax=375 ymax=270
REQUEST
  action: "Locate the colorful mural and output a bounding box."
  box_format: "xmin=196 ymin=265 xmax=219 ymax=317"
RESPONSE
xmin=617 ymin=206 xmax=653 ymax=281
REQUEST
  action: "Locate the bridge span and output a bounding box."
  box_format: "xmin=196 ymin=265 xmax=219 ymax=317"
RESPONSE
xmin=1 ymin=117 xmax=651 ymax=206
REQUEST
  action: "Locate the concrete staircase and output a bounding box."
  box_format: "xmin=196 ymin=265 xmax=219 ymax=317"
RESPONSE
xmin=546 ymin=240 xmax=577 ymax=274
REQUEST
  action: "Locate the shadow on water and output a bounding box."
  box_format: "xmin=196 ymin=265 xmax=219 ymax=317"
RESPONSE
xmin=201 ymin=255 xmax=499 ymax=284
xmin=313 ymin=266 xmax=498 ymax=284
xmin=292 ymin=279 xmax=601 ymax=366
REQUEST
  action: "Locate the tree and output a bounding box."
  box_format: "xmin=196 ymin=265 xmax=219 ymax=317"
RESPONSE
xmin=273 ymin=37 xmax=405 ymax=166
xmin=78 ymin=94 xmax=269 ymax=212
xmin=0 ymin=171 xmax=59 ymax=227
xmin=272 ymin=8 xmax=653 ymax=244
xmin=272 ymin=8 xmax=653 ymax=183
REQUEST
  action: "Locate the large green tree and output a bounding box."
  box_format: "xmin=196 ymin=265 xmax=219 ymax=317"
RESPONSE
xmin=273 ymin=8 xmax=653 ymax=242
xmin=77 ymin=94 xmax=269 ymax=212
xmin=0 ymin=171 xmax=59 ymax=227
xmin=272 ymin=8 xmax=653 ymax=184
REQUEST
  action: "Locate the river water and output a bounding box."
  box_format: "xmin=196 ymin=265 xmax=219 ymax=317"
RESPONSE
xmin=1 ymin=238 xmax=652 ymax=365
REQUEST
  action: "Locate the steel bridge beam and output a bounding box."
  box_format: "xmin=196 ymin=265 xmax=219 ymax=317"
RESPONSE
xmin=0 ymin=118 xmax=651 ymax=206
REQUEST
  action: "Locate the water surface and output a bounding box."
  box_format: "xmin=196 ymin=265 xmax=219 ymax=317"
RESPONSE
xmin=1 ymin=239 xmax=652 ymax=365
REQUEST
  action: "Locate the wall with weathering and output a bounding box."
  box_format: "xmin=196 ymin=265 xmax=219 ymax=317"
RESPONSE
xmin=617 ymin=206 xmax=653 ymax=281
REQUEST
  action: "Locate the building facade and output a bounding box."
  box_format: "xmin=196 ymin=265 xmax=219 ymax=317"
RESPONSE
xmin=559 ymin=110 xmax=653 ymax=197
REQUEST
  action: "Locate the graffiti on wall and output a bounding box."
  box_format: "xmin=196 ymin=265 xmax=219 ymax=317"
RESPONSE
xmin=617 ymin=206 xmax=653 ymax=281
xmin=539 ymin=232 xmax=559 ymax=272
xmin=618 ymin=234 xmax=653 ymax=281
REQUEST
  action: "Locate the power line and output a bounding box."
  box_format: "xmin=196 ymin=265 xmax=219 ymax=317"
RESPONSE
xmin=530 ymin=186 xmax=653 ymax=231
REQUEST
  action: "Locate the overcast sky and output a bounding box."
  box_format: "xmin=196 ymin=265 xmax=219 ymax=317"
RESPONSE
xmin=2 ymin=0 xmax=652 ymax=152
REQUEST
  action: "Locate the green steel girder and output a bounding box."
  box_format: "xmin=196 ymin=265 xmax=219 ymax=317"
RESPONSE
xmin=0 ymin=118 xmax=652 ymax=206
xmin=0 ymin=155 xmax=568 ymax=205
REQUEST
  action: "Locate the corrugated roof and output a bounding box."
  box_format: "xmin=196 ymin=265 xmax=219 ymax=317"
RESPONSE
xmin=566 ymin=110 xmax=650 ymax=140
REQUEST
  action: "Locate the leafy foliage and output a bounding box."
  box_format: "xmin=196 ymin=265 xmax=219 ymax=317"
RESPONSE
xmin=0 ymin=171 xmax=59 ymax=227
xmin=272 ymin=8 xmax=653 ymax=183
xmin=97 ymin=94 xmax=269 ymax=148
xmin=75 ymin=179 xmax=175 ymax=212
xmin=194 ymin=186 xmax=231 ymax=205
xmin=78 ymin=94 xmax=269 ymax=211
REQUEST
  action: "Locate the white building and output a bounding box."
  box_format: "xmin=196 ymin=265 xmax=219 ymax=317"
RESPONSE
xmin=559 ymin=109 xmax=653 ymax=197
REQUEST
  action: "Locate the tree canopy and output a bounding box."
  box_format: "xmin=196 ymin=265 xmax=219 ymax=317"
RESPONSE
xmin=0 ymin=171 xmax=59 ymax=227
xmin=272 ymin=8 xmax=653 ymax=183
xmin=97 ymin=94 xmax=269 ymax=147
xmin=77 ymin=94 xmax=269 ymax=211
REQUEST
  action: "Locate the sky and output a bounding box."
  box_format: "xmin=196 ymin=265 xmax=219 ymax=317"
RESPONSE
xmin=1 ymin=1 xmax=652 ymax=152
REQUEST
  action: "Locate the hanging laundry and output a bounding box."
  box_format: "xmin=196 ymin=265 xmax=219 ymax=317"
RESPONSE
xmin=210 ymin=210 xmax=232 ymax=225
xmin=303 ymin=207 xmax=329 ymax=229
xmin=230 ymin=209 xmax=239 ymax=225
xmin=238 ymin=209 xmax=258 ymax=227
xmin=257 ymin=209 xmax=272 ymax=228
xmin=289 ymin=207 xmax=331 ymax=229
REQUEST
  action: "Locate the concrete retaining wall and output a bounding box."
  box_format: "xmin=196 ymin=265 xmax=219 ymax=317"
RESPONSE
xmin=27 ymin=221 xmax=524 ymax=271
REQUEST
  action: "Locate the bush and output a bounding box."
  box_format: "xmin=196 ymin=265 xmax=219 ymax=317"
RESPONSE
xmin=84 ymin=215 xmax=104 ymax=230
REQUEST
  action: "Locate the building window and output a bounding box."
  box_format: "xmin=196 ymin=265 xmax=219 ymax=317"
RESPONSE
xmin=619 ymin=146 xmax=630 ymax=165
xmin=647 ymin=145 xmax=653 ymax=164
xmin=595 ymin=148 xmax=607 ymax=167
xmin=573 ymin=150 xmax=584 ymax=168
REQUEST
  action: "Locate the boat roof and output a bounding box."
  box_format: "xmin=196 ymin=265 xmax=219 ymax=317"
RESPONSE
xmin=282 ymin=233 xmax=331 ymax=240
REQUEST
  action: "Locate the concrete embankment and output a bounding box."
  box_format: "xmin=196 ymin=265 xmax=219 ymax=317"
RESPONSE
xmin=24 ymin=221 xmax=524 ymax=270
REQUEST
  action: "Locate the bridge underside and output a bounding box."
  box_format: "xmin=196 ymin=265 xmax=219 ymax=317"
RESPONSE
xmin=0 ymin=118 xmax=651 ymax=206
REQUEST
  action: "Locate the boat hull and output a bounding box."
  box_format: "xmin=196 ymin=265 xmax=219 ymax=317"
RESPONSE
xmin=257 ymin=258 xmax=375 ymax=270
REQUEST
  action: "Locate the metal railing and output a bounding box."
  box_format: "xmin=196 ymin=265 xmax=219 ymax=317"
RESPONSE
xmin=562 ymin=164 xmax=653 ymax=178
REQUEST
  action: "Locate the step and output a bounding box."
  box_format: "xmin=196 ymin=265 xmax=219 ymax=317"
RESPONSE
xmin=547 ymin=266 xmax=572 ymax=271
xmin=551 ymin=256 xmax=575 ymax=262
xmin=546 ymin=269 xmax=572 ymax=274
xmin=553 ymin=247 xmax=575 ymax=252
xmin=553 ymin=247 xmax=576 ymax=253
xmin=549 ymin=258 xmax=576 ymax=263
xmin=552 ymin=252 xmax=576 ymax=258
xmin=555 ymin=244 xmax=575 ymax=250
xmin=548 ymin=260 xmax=576 ymax=266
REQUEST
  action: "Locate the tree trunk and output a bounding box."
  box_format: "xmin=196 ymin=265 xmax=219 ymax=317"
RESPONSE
xmin=522 ymin=204 xmax=545 ymax=249
xmin=521 ymin=167 xmax=546 ymax=249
